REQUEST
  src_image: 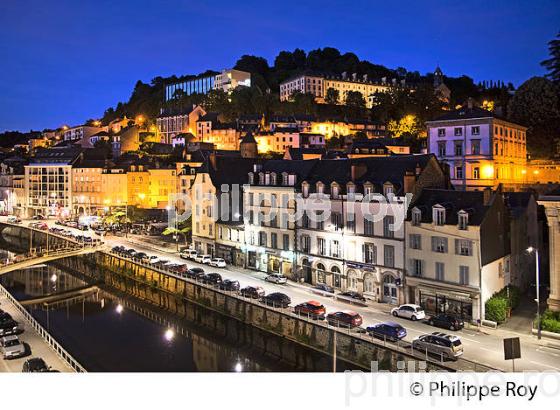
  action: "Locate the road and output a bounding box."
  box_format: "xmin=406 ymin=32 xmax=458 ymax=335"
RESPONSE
xmin=6 ymin=217 xmax=560 ymax=372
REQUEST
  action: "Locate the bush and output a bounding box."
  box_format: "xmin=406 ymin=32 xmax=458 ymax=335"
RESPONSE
xmin=540 ymin=310 xmax=560 ymax=334
xmin=495 ymin=285 xmax=521 ymax=310
xmin=485 ymin=297 xmax=509 ymax=323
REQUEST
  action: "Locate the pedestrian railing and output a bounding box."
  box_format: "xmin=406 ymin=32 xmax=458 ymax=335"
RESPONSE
xmin=0 ymin=284 xmax=87 ymax=373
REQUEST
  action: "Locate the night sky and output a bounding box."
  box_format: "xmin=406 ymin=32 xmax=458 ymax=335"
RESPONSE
xmin=0 ymin=0 xmax=558 ymax=132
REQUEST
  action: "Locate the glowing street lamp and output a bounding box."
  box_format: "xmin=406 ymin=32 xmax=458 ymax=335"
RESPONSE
xmin=527 ymin=246 xmax=541 ymax=340
xmin=164 ymin=328 xmax=175 ymax=342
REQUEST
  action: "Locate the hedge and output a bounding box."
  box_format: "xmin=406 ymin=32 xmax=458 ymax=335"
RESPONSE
xmin=494 ymin=285 xmax=521 ymax=309
xmin=540 ymin=310 xmax=560 ymax=334
xmin=485 ymin=297 xmax=509 ymax=323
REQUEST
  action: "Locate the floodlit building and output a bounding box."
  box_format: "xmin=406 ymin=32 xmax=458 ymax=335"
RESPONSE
xmin=156 ymin=105 xmax=206 ymax=144
xmin=165 ymin=69 xmax=251 ymax=101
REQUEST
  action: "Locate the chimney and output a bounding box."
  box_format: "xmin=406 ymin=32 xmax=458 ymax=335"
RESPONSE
xmin=483 ymin=188 xmax=492 ymax=206
xmin=351 ymin=163 xmax=367 ymax=181
xmin=403 ymin=170 xmax=416 ymax=193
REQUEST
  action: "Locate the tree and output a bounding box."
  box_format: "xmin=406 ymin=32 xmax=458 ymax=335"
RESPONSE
xmin=344 ymin=91 xmax=366 ymax=118
xmin=162 ymin=217 xmax=192 ymax=246
xmin=541 ymin=32 xmax=560 ymax=83
xmin=387 ymin=115 xmax=423 ymax=138
xmin=325 ymin=88 xmax=340 ymax=105
xmin=507 ymin=76 xmax=560 ymax=158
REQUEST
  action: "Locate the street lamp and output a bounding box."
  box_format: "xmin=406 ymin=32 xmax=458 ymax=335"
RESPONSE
xmin=527 ymin=246 xmax=541 ymax=340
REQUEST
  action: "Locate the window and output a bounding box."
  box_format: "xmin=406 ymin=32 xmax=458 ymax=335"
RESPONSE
xmin=454 ymin=127 xmax=463 ymax=136
xmin=431 ymin=236 xmax=448 ymax=253
xmin=331 ymin=240 xmax=340 ymax=258
xmin=455 ymin=166 xmax=463 ymax=180
xmin=383 ymin=183 xmax=393 ymax=197
xmin=473 ymin=167 xmax=480 ymax=179
xmin=438 ymin=142 xmax=446 ymax=157
xmin=271 ymin=233 xmax=277 ymax=249
xmin=435 ymin=262 xmax=445 ymax=281
xmin=249 ymin=192 xmax=254 ymax=206
xmin=471 ymin=126 xmax=480 ymax=136
xmin=316 ymin=211 xmax=324 ymax=230
xmin=384 ymin=245 xmax=395 ymax=267
xmin=301 ymin=212 xmax=310 ymax=228
xmin=331 ymin=184 xmax=339 ymax=199
xmin=383 ymin=215 xmax=394 ymax=238
xmin=300 ymin=235 xmax=310 ymax=252
xmin=331 ymin=212 xmax=343 ymax=231
xmin=317 ymin=238 xmax=326 ymax=255
xmin=454 ymin=141 xmax=463 ymax=156
xmin=363 ymin=243 xmax=376 ymax=264
xmin=411 ymin=259 xmax=424 ymax=276
xmin=459 ymin=266 xmax=469 ymax=285
xmin=458 ymin=211 xmax=468 ymax=230
xmin=411 ymin=208 xmax=421 ymax=226
xmin=438 ymin=128 xmax=446 ymax=137
xmin=409 ymin=234 xmax=421 ymax=250
xmin=471 ymin=139 xmax=480 ymax=155
xmin=346 ymin=215 xmax=356 ymax=232
xmin=259 ymin=231 xmax=267 ymax=247
xmin=364 ymin=219 xmax=374 ymax=236
xmin=283 ymin=234 xmax=290 ymax=250
xmin=433 ymin=206 xmax=445 ymax=225
xmin=455 ymin=239 xmax=473 ymax=256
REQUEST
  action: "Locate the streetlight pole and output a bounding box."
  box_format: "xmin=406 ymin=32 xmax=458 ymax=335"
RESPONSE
xmin=528 ymin=246 xmax=541 ymax=340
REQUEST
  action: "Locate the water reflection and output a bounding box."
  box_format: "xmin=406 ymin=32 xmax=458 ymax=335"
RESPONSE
xmin=0 ymin=263 xmax=359 ymax=372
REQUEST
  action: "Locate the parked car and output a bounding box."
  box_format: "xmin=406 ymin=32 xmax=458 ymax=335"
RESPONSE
xmin=261 ymin=292 xmax=291 ymax=308
xmin=195 ymin=254 xmax=212 ymax=264
xmin=313 ymin=283 xmax=335 ymax=294
xmin=125 ymin=248 xmax=137 ymax=257
xmin=201 ymin=273 xmax=223 ymax=285
xmin=265 ymin=274 xmax=288 ymax=284
xmin=180 ymin=249 xmax=197 ymax=260
xmin=338 ymin=291 xmax=367 ymax=302
xmin=427 ymin=314 xmax=464 ymax=331
xmin=391 ymin=304 xmax=426 ymax=321
xmin=133 ymin=252 xmax=147 ymax=261
xmin=326 ymin=311 xmax=363 ymax=328
xmin=185 ymin=268 xmax=205 ymax=280
xmin=366 ymin=322 xmax=407 ymax=342
xmin=218 ymin=279 xmax=240 ymax=291
xmin=22 ymin=357 xmax=50 ymax=372
xmin=240 ymin=286 xmax=265 ymax=299
xmin=209 ymin=258 xmax=227 ymax=268
xmin=294 ymin=301 xmax=326 ymax=319
xmin=7 ymin=216 xmax=21 ymax=224
xmin=147 ymin=255 xmax=160 ymax=264
xmin=412 ymin=332 xmax=464 ymax=361
xmin=0 ymin=335 xmax=26 ymax=359
xmin=0 ymin=319 xmax=19 ymax=337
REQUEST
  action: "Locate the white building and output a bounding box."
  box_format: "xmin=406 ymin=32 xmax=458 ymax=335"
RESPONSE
xmin=156 ymin=105 xmax=206 ymax=144
xmin=165 ymin=69 xmax=251 ymax=101
xmin=405 ymin=188 xmax=511 ymax=321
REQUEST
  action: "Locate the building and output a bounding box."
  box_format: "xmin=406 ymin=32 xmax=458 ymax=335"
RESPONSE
xmin=164 ymin=69 xmax=251 ymax=101
xmin=100 ymin=167 xmax=128 ymax=210
xmin=405 ymin=189 xmax=511 ymax=321
xmin=147 ymin=166 xmax=177 ymax=209
xmin=63 ymin=125 xmax=107 ymax=143
xmin=0 ymin=160 xmax=25 ymax=215
xmin=538 ymin=191 xmax=560 ymax=312
xmin=427 ymin=105 xmax=528 ymax=190
xmin=279 ymin=73 xmax=394 ymax=108
xmin=72 ymin=159 xmax=106 ymax=215
xmin=346 ymin=139 xmax=411 ymax=158
xmin=196 ymin=112 xmax=240 ymax=150
xmin=24 ymin=147 xmax=83 ymax=218
xmin=156 ymin=105 xmax=206 ymax=144
xmin=310 ymin=119 xmax=386 ymax=139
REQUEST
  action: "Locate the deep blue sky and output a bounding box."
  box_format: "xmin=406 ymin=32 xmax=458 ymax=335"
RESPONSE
xmin=0 ymin=0 xmax=558 ymax=132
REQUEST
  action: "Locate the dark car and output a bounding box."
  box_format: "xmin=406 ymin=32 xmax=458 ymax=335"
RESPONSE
xmin=218 ymin=279 xmax=240 ymax=291
xmin=313 ymin=283 xmax=335 ymax=294
xmin=366 ymin=322 xmax=407 ymax=342
xmin=125 ymin=248 xmax=137 ymax=257
xmin=294 ymin=301 xmax=326 ymax=319
xmin=261 ymin=292 xmax=291 ymax=308
xmin=338 ymin=291 xmax=367 ymax=302
xmin=326 ymin=311 xmax=363 ymax=328
xmin=22 ymin=358 xmax=50 ymax=372
xmin=185 ymin=268 xmax=205 ymax=280
xmin=202 ymin=273 xmax=223 ymax=285
xmin=427 ymin=314 xmax=464 ymax=331
xmin=133 ymin=252 xmax=147 ymax=260
xmin=0 ymin=319 xmax=19 ymax=337
xmin=112 ymin=246 xmax=125 ymax=253
xmin=240 ymin=286 xmax=265 ymax=299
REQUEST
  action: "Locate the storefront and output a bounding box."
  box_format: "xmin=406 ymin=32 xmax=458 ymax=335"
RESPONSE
xmin=418 ymin=290 xmax=474 ymax=320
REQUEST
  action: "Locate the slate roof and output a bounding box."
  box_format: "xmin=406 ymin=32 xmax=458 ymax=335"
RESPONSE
xmin=286 ymin=147 xmax=326 ymax=160
xmin=503 ymin=192 xmax=534 ymax=219
xmin=241 ymin=132 xmax=256 ymax=144
xmin=30 ymin=147 xmax=83 ymax=164
xmin=428 ymin=106 xmax=525 ymax=128
xmin=408 ymin=188 xmax=491 ymax=226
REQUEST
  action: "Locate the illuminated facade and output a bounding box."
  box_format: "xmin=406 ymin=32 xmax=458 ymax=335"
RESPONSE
xmin=156 ymin=105 xmax=206 ymax=144
xmin=427 ymin=106 xmax=527 ymax=190
xmin=72 ymin=162 xmax=104 ymax=215
xmin=165 ymin=69 xmax=251 ymax=101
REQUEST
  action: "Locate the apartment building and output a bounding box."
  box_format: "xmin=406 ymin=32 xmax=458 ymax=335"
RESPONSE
xmin=427 ymin=105 xmax=528 ymax=190
xmin=405 ymin=189 xmax=510 ymax=321
xmin=156 ymin=105 xmax=206 ymax=144
xmin=165 ymin=69 xmax=251 ymax=101
xmin=72 ymin=159 xmax=105 ymax=215
xmin=63 ymin=125 xmax=107 ymax=143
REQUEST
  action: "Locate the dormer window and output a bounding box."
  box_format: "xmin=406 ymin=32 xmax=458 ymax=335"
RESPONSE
xmin=270 ymin=172 xmax=277 ymax=185
xmin=331 ymin=183 xmax=340 ymax=199
xmin=248 ymin=172 xmax=254 ymax=184
xmin=264 ymin=173 xmax=270 ymax=185
xmin=288 ymin=174 xmax=296 ymax=186
xmin=383 ymin=182 xmax=394 ymax=197
xmin=302 ymin=182 xmax=309 ymax=198
xmin=433 ymin=205 xmax=446 ymax=226
xmin=281 ymin=172 xmax=288 ymax=186
xmin=458 ymin=211 xmax=469 ymax=230
xmin=347 ymin=182 xmax=355 ymax=195
xmin=411 ymin=208 xmax=421 ymax=226
xmin=258 ymin=172 xmax=264 ymax=185
xmin=364 ymin=182 xmax=373 ymax=196
xmin=316 ymin=182 xmax=324 ymax=194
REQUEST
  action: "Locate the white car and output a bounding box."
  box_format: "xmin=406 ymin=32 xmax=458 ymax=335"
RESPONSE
xmin=195 ymin=254 xmax=212 ymax=264
xmin=209 ymin=258 xmax=226 ymax=268
xmin=0 ymin=335 xmax=26 ymax=359
xmin=180 ymin=250 xmax=197 ymax=260
xmin=148 ymin=256 xmax=160 ymax=264
xmin=391 ymin=304 xmax=426 ymax=321
xmin=265 ymin=274 xmax=288 ymax=284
